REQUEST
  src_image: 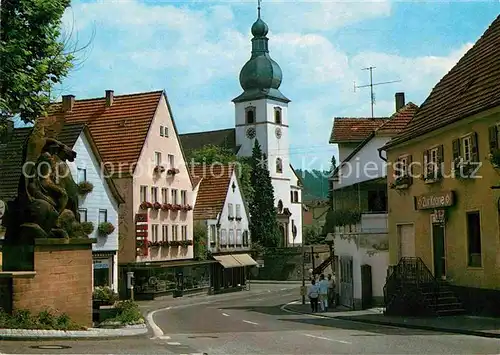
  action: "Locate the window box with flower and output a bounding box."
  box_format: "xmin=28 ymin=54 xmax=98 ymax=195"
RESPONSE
xmin=161 ymin=203 xmax=172 ymax=211
xmin=453 ymin=159 xmax=478 ymax=179
xmin=77 ymin=181 xmax=94 ymax=195
xmin=179 ymin=240 xmax=193 ymax=248
xmin=159 ymin=240 xmax=170 ymax=247
xmin=170 ymin=240 xmax=181 ymax=247
xmin=153 ymin=202 xmax=162 ymax=210
xmin=150 ymin=241 xmax=161 ymax=248
xmin=98 ymin=222 xmax=115 ymax=237
xmin=423 ymin=168 xmax=443 ymax=184
xmin=140 ymin=201 xmax=153 ymax=210
xmin=488 ymin=148 xmax=500 ymax=168
xmin=172 ymin=204 xmax=182 ymax=211
xmin=181 ymin=204 xmax=192 ymax=212
xmin=390 ymin=175 xmax=411 ymax=190
xmin=167 ymin=168 xmax=180 ymax=176
xmin=81 ymin=221 xmax=95 ymax=235
xmin=154 ymin=165 xmax=165 ymax=174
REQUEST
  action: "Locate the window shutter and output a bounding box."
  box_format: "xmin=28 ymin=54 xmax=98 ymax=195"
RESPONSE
xmin=452 ymin=138 xmax=461 ymax=163
xmin=407 ymin=154 xmax=413 ymax=185
xmin=488 ymin=125 xmax=498 ymax=152
xmin=437 ymin=145 xmax=444 ymax=163
xmin=394 ymin=157 xmax=401 ymax=178
xmin=423 ymin=149 xmax=429 ymax=175
xmin=471 ymin=132 xmax=479 ymax=162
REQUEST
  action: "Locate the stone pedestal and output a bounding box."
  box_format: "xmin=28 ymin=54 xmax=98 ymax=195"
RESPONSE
xmin=1 ymin=238 xmax=96 ymax=327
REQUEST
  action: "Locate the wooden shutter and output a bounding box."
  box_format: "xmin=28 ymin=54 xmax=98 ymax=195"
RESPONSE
xmin=423 ymin=149 xmax=429 ymax=175
xmin=452 ymin=138 xmax=461 ymax=162
xmin=488 ymin=125 xmax=498 ymax=152
xmin=407 ymin=154 xmax=413 ymax=185
xmin=437 ymin=145 xmax=444 ymax=175
xmin=471 ymin=132 xmax=479 ymax=162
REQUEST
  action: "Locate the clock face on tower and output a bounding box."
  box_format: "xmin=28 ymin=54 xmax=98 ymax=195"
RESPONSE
xmin=275 ymin=127 xmax=282 ymax=139
xmin=246 ymin=127 xmax=256 ymax=139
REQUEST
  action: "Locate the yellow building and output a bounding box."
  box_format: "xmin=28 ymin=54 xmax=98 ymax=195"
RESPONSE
xmin=380 ymin=15 xmax=500 ymax=316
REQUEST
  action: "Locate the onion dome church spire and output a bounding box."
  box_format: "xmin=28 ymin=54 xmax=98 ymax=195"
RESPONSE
xmin=232 ymin=0 xmax=290 ymax=103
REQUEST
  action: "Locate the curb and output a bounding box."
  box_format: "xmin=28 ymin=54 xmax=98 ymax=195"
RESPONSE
xmin=0 ymin=325 xmax=148 ymax=341
xmin=282 ymin=303 xmax=500 ymax=339
xmin=249 ymin=280 xmax=301 ymax=284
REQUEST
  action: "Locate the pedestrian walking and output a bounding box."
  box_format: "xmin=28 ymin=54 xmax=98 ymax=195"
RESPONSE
xmin=307 ymin=279 xmax=319 ymax=313
xmin=318 ymin=274 xmax=329 ymax=312
xmin=327 ymin=273 xmax=336 ymax=308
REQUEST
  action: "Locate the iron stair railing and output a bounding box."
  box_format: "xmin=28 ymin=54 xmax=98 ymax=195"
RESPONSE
xmin=312 ymin=254 xmax=334 ymax=276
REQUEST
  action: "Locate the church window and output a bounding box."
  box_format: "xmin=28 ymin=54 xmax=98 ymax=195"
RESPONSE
xmin=245 ymin=106 xmax=255 ymax=124
xmin=274 ymin=107 xmax=282 ymax=124
xmin=276 ymin=158 xmax=283 ymax=173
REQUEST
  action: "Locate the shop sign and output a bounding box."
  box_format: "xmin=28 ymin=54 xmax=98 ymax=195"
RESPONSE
xmin=415 ymin=191 xmax=454 ymax=210
xmin=432 ymin=209 xmax=446 ymax=224
xmin=93 ymin=259 xmax=110 ymax=269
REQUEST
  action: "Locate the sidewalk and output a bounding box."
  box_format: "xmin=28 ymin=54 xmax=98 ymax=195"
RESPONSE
xmin=284 ymin=302 xmax=500 ymax=339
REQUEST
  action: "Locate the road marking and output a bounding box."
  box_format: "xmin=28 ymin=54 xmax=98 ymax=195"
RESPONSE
xmin=146 ymin=306 xmax=171 ymax=340
xmin=242 ymin=320 xmax=259 ymax=325
xmin=281 ymin=288 xmax=287 ymax=290
xmin=167 ymin=341 xmax=182 ymax=345
xmin=283 ymin=293 xmax=293 ymax=296
xmin=222 ymin=312 xmax=230 ymax=317
xmin=303 ymin=333 xmax=352 ymax=344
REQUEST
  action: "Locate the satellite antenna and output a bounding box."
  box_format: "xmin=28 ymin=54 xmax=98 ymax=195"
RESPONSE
xmin=354 ymin=66 xmax=401 ymax=118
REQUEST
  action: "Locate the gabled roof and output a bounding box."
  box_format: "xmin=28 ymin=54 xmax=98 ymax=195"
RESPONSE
xmin=0 ymin=124 xmax=124 ymax=204
xmin=376 ymin=102 xmax=419 ymax=135
xmin=384 ymin=15 xmax=500 ymax=149
xmin=329 ymin=117 xmax=388 ymax=143
xmin=179 ymin=128 xmax=239 ymax=156
xmin=192 ymin=164 xmax=235 ymax=220
xmin=46 ymin=91 xmax=163 ymax=174
xmin=331 ymin=103 xmax=419 ymax=179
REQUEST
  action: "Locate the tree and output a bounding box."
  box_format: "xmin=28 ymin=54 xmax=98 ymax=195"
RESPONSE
xmin=303 ymin=222 xmax=324 ymax=245
xmin=326 ymin=154 xmax=337 ymax=208
xmin=0 ymin=0 xmax=74 ymax=124
xmin=248 ymin=140 xmax=279 ymax=248
xmin=193 ymin=221 xmax=208 ymax=260
xmin=187 ymin=144 xmax=254 ymax=204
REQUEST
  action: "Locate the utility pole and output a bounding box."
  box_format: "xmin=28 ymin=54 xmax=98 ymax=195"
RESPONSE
xmin=354 ymin=66 xmax=401 ymax=118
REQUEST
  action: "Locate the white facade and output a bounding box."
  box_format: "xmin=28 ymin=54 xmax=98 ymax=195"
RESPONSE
xmin=206 ymin=170 xmax=251 ymax=251
xmin=334 ymin=136 xmax=391 ymax=189
xmin=68 ymin=132 xmax=120 ymax=293
xmin=234 ymin=98 xmax=302 ymax=245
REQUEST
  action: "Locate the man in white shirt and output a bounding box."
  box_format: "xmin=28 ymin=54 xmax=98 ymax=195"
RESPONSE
xmin=307 ymin=279 xmax=320 ymax=312
xmin=318 ymin=274 xmax=329 ymax=312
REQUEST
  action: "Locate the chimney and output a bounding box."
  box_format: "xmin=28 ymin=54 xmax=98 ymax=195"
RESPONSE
xmin=105 ymin=90 xmax=114 ymax=107
xmin=62 ymin=94 xmax=75 ymax=112
xmin=395 ymin=92 xmax=405 ymax=112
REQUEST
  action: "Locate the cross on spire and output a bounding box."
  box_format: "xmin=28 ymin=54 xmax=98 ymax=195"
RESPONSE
xmin=257 ymin=0 xmax=261 ymax=18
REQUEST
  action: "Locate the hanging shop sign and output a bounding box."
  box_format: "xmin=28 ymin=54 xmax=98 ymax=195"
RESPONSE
xmin=415 ymin=191 xmax=455 ymax=210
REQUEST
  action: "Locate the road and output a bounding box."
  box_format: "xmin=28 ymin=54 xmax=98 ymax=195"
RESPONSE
xmin=0 ymin=285 xmax=499 ymax=354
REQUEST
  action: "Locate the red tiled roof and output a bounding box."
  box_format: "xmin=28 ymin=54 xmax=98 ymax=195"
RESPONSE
xmin=46 ymin=91 xmax=163 ymax=174
xmin=329 ymin=117 xmax=388 ymax=143
xmin=192 ymin=164 xmax=235 ymax=220
xmin=376 ymin=102 xmax=419 ymax=135
xmin=385 ymin=15 xmax=500 ymax=149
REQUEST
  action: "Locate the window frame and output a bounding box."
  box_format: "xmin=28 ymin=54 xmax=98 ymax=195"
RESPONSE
xmin=168 ymin=154 xmax=175 ymax=169
xmin=276 ymin=157 xmax=283 ymax=173
xmin=220 ymin=229 xmax=227 ymax=247
xmin=160 ymin=126 xmax=164 ymax=137
xmin=171 ymin=189 xmax=178 ymax=204
xmin=162 ymin=224 xmax=169 ymax=241
xmin=154 ymin=151 xmax=162 ymax=166
xmin=151 ymin=187 xmax=158 ymax=203
xmin=181 ymin=190 xmax=187 ymax=205
xmin=161 ymin=188 xmax=168 ymax=204
xmin=77 ymin=168 xmax=87 ymax=183
xmin=140 ymin=185 xmax=148 ymax=202
xmin=245 ymin=106 xmax=256 ymax=124
xmin=78 ymin=208 xmax=88 ymax=223
xmin=228 ymin=229 xmax=235 ymax=246
xmin=98 ymin=209 xmax=108 ymax=224
xmin=462 ymin=135 xmax=472 ymax=163
xmin=274 ymin=107 xmax=282 ymax=124
xmin=236 ymin=229 xmax=242 ymax=246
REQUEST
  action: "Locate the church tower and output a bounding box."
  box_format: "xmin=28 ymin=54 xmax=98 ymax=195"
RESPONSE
xmin=233 ymin=2 xmax=302 ymax=246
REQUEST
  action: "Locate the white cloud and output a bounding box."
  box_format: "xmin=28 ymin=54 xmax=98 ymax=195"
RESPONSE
xmin=60 ymin=0 xmax=473 ymax=168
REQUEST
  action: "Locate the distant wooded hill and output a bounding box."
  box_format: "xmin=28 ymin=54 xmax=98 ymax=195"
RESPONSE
xmin=295 ymin=169 xmax=330 ymax=201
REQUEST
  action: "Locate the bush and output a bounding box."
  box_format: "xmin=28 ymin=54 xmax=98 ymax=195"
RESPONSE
xmin=81 ymin=221 xmax=94 ymax=235
xmin=0 ymin=308 xmax=84 ymax=330
xmin=93 ymin=286 xmax=118 ymax=304
xmin=98 ymin=222 xmax=115 ymax=236
xmin=105 ymin=300 xmax=144 ymax=325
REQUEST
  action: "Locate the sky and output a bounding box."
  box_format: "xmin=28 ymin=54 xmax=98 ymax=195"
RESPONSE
xmin=42 ymin=0 xmax=500 ymax=171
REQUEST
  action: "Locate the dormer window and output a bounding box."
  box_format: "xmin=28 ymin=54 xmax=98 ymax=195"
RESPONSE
xmin=245 ymin=106 xmax=255 ymax=124
xmin=274 ymin=107 xmax=282 ymax=124
xmin=276 ymin=157 xmax=283 ymax=173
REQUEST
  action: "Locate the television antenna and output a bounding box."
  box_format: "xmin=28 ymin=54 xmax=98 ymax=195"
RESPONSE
xmin=354 ymin=66 xmax=401 ymax=118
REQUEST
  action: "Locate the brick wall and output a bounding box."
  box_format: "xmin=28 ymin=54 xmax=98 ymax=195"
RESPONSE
xmin=11 ymin=240 xmax=93 ymax=327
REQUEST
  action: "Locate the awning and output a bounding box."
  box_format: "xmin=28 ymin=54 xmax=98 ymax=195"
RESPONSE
xmin=214 ymin=255 xmax=242 ymax=268
xmin=232 ymin=253 xmax=258 ymax=267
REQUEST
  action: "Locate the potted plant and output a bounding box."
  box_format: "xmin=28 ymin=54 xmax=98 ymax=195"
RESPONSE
xmin=424 ymin=168 xmax=443 ymax=183
xmin=488 ymin=148 xmax=500 ymax=168
xmin=98 ymin=222 xmax=115 ymax=237
xmin=172 ymin=204 xmax=182 ymax=211
xmin=77 ymin=181 xmax=94 ymax=195
xmin=154 ymin=165 xmax=165 ymax=173
xmin=235 ymin=216 xmax=242 ymax=221
xmin=159 ymin=240 xmax=170 ymax=247
xmin=140 ymin=201 xmax=153 ymax=210
xmin=150 ymin=241 xmax=160 ymax=248
xmin=390 ymin=175 xmax=410 ymax=189
xmin=153 ymin=202 xmax=162 ymax=210
xmin=167 ymin=168 xmax=180 ymax=176
xmin=161 ymin=203 xmax=172 ymax=211
xmin=92 ymin=286 xmax=118 ymax=309
xmin=453 ymin=159 xmax=477 ymax=179
xmin=170 ymin=240 xmax=180 ymax=247
xmin=81 ymin=221 xmax=95 ymax=235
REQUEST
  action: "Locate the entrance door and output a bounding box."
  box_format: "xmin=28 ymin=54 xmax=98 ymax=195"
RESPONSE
xmin=397 ymin=224 xmax=415 ymax=260
xmin=339 ymin=256 xmax=354 ymax=308
xmin=432 ymin=224 xmax=446 ymax=279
